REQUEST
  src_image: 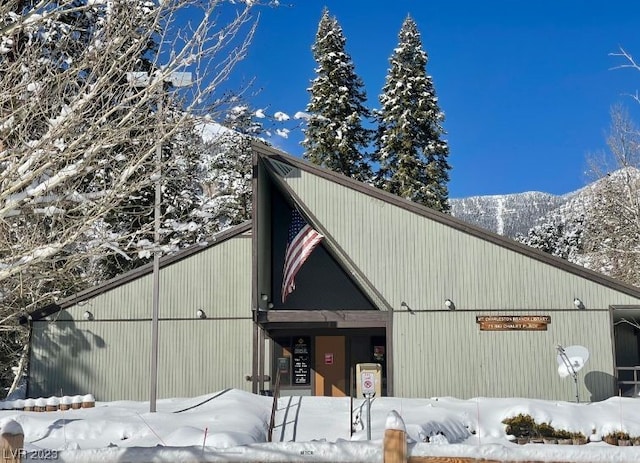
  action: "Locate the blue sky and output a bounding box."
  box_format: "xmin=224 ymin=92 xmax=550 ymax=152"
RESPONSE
xmin=229 ymin=0 xmax=640 ymax=198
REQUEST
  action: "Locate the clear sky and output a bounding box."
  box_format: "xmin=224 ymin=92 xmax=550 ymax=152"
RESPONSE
xmin=229 ymin=0 xmax=640 ymax=198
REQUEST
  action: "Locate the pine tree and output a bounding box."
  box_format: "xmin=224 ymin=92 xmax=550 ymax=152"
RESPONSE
xmin=375 ymin=16 xmax=451 ymax=212
xmin=515 ymin=216 xmax=584 ymax=261
xmin=302 ymin=8 xmax=372 ymax=182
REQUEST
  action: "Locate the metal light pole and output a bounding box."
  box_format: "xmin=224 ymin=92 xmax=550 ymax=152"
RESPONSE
xmin=127 ymin=71 xmax=192 ymax=413
xmin=149 ymin=92 xmax=162 ymax=413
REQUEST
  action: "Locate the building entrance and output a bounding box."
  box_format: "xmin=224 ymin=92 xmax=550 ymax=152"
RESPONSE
xmin=314 ymin=336 xmax=346 ymax=396
xmin=270 ymin=328 xmax=387 ymax=397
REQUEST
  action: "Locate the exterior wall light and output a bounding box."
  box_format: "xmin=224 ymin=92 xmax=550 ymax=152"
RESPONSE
xmin=444 ymin=299 xmax=455 ymax=310
xmin=260 ymin=294 xmax=272 ymax=311
xmin=400 ymin=301 xmax=414 ymax=314
xmin=83 ymin=311 xmax=94 ymax=321
xmin=574 ymin=298 xmax=585 ymax=310
xmin=196 ymin=309 xmax=206 ymax=319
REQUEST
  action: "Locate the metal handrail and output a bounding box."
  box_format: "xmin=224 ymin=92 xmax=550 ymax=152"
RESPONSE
xmin=267 ymin=369 xmax=281 ymax=442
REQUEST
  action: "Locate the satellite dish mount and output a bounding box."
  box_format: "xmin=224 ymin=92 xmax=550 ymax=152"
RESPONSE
xmin=556 ymin=344 xmax=589 ymax=403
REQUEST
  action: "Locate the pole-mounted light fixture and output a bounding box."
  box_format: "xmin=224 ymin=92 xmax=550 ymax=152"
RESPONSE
xmin=128 ymin=70 xmax=193 ymax=414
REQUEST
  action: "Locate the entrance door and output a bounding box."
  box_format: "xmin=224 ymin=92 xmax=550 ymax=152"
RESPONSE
xmin=314 ymin=336 xmax=346 ymax=396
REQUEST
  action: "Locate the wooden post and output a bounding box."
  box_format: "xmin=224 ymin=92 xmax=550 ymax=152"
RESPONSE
xmin=383 ymin=410 xmax=407 ymax=463
xmin=0 ymin=420 xmax=24 ymax=463
xmin=81 ymin=394 xmax=95 ymax=409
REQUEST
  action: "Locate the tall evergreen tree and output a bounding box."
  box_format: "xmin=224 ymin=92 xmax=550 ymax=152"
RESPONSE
xmin=375 ymin=16 xmax=451 ymax=212
xmin=302 ymin=8 xmax=372 ymax=182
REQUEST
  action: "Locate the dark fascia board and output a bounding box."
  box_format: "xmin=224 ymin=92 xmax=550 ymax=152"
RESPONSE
xmin=251 ymin=140 xmax=640 ymax=300
xmin=24 ymin=221 xmax=252 ymax=323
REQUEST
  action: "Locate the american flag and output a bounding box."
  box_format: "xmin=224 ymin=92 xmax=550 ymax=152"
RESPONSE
xmin=281 ymin=209 xmax=324 ymax=303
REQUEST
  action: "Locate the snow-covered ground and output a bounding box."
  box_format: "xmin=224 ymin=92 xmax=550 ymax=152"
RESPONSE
xmin=4 ymin=389 xmax=640 ymax=462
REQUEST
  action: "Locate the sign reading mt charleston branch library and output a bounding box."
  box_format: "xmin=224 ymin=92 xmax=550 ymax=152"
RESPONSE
xmin=476 ymin=315 xmax=551 ymax=331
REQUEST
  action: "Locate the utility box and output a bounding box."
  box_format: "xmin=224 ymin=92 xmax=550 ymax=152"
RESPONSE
xmin=356 ymin=363 xmax=382 ymax=398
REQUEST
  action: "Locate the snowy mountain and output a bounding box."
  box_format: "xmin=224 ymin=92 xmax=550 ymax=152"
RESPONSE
xmin=450 ymin=169 xmax=640 ymax=240
xmin=450 ymin=168 xmax=640 ymax=287
xmin=450 ymin=190 xmax=578 ymax=238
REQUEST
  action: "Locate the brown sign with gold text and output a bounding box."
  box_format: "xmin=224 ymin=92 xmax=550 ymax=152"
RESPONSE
xmin=476 ymin=315 xmax=551 ymax=331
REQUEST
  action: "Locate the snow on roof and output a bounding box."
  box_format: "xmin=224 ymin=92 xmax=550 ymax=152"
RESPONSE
xmin=195 ymin=120 xmax=235 ymax=143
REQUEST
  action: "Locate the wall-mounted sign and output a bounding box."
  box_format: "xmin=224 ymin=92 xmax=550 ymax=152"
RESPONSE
xmin=324 ymin=353 xmax=334 ymax=365
xmin=476 ymin=315 xmax=551 ymax=331
xmin=293 ymin=337 xmax=310 ymax=385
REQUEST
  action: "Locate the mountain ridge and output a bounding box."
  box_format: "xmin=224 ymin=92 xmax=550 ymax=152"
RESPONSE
xmin=450 ymin=168 xmax=639 ymax=239
xmin=450 ymin=190 xmax=577 ymax=237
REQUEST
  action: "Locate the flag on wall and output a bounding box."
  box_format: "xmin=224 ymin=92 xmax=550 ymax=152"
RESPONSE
xmin=281 ymin=209 xmax=324 ymax=303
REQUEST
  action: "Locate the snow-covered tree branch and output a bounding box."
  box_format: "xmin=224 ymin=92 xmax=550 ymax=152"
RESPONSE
xmin=0 ymin=0 xmax=259 ymax=390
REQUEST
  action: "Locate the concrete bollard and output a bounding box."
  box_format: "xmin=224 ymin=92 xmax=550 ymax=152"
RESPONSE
xmin=0 ymin=419 xmax=24 ymax=463
xmin=383 ymin=410 xmax=407 ymax=463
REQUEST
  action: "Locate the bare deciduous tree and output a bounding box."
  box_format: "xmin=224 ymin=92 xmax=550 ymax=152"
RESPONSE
xmin=0 ymin=0 xmax=258 ymax=392
xmin=584 ymin=104 xmax=640 ymax=287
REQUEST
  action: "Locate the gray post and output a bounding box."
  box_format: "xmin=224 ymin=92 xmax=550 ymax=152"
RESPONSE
xmin=366 ymin=394 xmax=372 ymax=441
xmin=149 ymin=94 xmax=162 ymax=413
xmin=126 ymin=71 xmax=191 ymax=414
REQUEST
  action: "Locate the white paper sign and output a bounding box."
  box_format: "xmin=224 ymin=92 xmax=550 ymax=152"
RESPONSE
xmin=361 ymin=371 xmax=375 ymax=396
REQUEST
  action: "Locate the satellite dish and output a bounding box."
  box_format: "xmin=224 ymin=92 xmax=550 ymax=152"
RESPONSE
xmin=556 ymin=345 xmax=589 ymax=403
xmin=556 ymin=345 xmax=589 ymax=378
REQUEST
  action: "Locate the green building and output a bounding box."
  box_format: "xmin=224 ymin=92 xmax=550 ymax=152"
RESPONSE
xmin=24 ymin=142 xmax=640 ymax=402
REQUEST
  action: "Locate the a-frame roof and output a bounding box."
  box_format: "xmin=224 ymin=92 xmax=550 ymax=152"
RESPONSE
xmin=23 ymin=221 xmax=252 ymax=323
xmin=252 ymin=140 xmax=640 ymax=300
xmin=26 ymin=141 xmax=640 ymax=324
